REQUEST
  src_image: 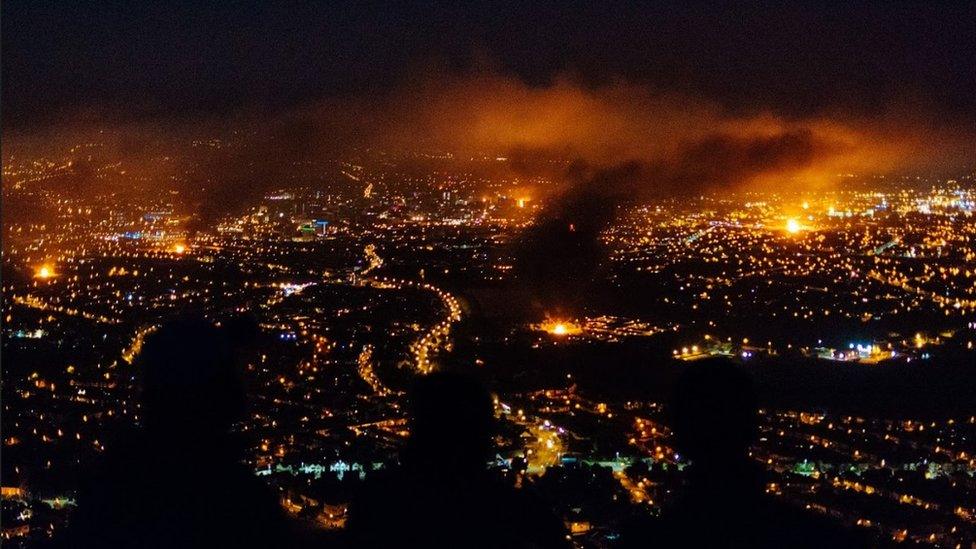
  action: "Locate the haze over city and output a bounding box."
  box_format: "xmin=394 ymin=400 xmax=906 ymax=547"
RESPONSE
xmin=3 ymin=2 xmax=976 ymax=547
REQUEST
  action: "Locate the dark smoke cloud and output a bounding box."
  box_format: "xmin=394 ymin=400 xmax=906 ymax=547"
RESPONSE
xmin=3 ymin=62 xmax=972 ymax=318
xmin=3 ymin=66 xmax=972 ymax=230
xmin=516 ymin=130 xmax=832 ymax=314
xmin=182 ymin=116 xmax=346 ymax=230
xmin=655 ymin=130 xmax=824 ymax=194
xmin=516 ymin=163 xmax=642 ymax=314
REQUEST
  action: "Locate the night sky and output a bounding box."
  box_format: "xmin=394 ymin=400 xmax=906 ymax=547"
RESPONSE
xmin=3 ymin=2 xmax=975 ymax=175
xmin=4 ymin=2 xmax=974 ymax=126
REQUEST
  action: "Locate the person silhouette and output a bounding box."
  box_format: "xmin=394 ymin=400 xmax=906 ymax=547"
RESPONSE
xmin=346 ymin=372 xmax=569 ymax=548
xmin=63 ymin=317 xmax=296 ymax=549
xmin=622 ymin=358 xmax=866 ymax=548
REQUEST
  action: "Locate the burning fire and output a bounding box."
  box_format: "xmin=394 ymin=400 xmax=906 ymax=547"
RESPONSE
xmin=537 ymin=318 xmax=583 ymax=337
xmin=35 ymin=265 xmax=55 ymax=279
xmin=172 ymin=243 xmax=187 ymax=254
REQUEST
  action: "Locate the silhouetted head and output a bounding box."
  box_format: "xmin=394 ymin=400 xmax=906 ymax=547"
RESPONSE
xmin=139 ymin=317 xmax=244 ymax=435
xmin=668 ymin=358 xmax=758 ymax=468
xmin=404 ymin=372 xmax=495 ymax=473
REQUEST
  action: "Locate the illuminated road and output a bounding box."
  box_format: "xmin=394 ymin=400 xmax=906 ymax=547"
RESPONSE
xmin=496 ymin=400 xmax=567 ymax=475
xmin=615 ymin=470 xmax=653 ymax=505
xmin=355 ymin=245 xmax=463 ymax=374
xmin=12 ymin=294 xmax=119 ymax=324
xmin=356 ymin=344 xmax=400 ymax=397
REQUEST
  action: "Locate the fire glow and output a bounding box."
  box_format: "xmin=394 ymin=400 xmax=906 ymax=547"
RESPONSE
xmin=35 ymin=265 xmax=55 ymax=279
xmin=536 ymin=319 xmax=583 ymax=337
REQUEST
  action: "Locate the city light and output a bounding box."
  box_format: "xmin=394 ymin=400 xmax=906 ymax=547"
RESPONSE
xmin=4 ymin=3 xmax=976 ymax=546
xmin=5 ymin=158 xmax=976 ymax=547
